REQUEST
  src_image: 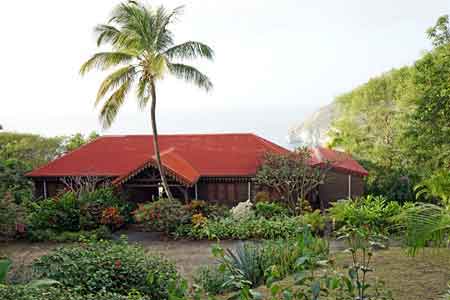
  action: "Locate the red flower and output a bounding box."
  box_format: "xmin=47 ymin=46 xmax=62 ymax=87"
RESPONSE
xmin=114 ymin=260 xmax=121 ymax=268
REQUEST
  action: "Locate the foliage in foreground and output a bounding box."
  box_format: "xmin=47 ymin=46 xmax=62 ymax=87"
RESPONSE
xmin=328 ymin=195 xmax=410 ymax=234
xmin=0 ymin=285 xmax=152 ymax=300
xmin=32 ymin=238 xmax=184 ymax=299
xmin=205 ymin=226 xmax=392 ymax=300
xmin=175 ymin=215 xmax=307 ymax=240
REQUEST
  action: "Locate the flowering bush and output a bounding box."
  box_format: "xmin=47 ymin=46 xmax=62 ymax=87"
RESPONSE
xmin=184 ymin=200 xmax=229 ymax=219
xmin=100 ymin=207 xmax=125 ymax=230
xmin=133 ymin=198 xmax=190 ymax=233
xmin=230 ymin=200 xmax=254 ymax=220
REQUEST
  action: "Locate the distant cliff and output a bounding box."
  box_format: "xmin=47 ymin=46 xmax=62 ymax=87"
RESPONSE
xmin=287 ymin=102 xmax=339 ymax=147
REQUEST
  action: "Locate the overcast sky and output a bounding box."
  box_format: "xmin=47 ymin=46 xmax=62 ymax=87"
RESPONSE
xmin=0 ymin=0 xmax=448 ymax=146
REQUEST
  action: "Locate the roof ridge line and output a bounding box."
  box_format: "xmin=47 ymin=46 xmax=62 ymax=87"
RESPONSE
xmin=99 ymin=132 xmax=256 ymax=138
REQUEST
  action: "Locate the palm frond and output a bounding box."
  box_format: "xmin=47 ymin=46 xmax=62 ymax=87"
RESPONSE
xmin=98 ymin=76 xmax=134 ymax=128
xmin=95 ymin=65 xmax=136 ymax=106
xmin=164 ymin=41 xmax=214 ymax=61
xmin=396 ymin=203 xmax=450 ymax=255
xmin=109 ymin=1 xmax=155 ymax=50
xmin=80 ymin=52 xmax=135 ymax=75
xmin=154 ymin=5 xmax=184 ymax=51
xmin=82 ymin=1 xmax=214 ymax=129
xmin=136 ymin=78 xmax=150 ymax=109
xmin=27 ymin=279 xmax=60 ymax=288
xmin=167 ymin=63 xmax=213 ymax=91
xmin=94 ymin=24 xmax=121 ymax=46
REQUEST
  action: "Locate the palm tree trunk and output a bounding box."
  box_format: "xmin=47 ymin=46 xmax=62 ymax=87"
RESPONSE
xmin=149 ymin=80 xmax=174 ymax=200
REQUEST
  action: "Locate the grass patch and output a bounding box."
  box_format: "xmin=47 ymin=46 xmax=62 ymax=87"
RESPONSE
xmin=335 ymin=247 xmax=450 ymax=300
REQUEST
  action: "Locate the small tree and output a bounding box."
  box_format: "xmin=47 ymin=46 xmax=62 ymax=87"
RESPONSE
xmin=256 ymin=147 xmax=330 ymax=214
xmin=60 ymin=176 xmax=111 ymax=197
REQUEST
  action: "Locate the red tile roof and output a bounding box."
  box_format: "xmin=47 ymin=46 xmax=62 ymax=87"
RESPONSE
xmin=310 ymin=147 xmax=369 ymax=176
xmin=26 ymin=133 xmax=368 ymax=185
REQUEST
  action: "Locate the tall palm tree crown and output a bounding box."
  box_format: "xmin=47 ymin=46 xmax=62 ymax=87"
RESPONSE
xmin=80 ymin=1 xmax=214 ymax=199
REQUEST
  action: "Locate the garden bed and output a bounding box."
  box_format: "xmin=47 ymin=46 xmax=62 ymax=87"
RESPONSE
xmin=2 ymin=237 xmax=449 ymax=299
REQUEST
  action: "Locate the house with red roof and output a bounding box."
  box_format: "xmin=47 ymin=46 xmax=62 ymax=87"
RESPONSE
xmin=26 ymin=133 xmax=368 ymax=207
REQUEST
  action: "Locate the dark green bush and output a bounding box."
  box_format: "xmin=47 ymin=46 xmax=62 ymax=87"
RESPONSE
xmin=27 ymin=192 xmax=80 ymax=232
xmin=32 ymin=239 xmax=184 ymax=299
xmin=0 ymin=193 xmax=25 ymax=239
xmin=254 ymin=202 xmax=289 ymax=219
xmin=328 ymin=195 xmax=408 ymax=234
xmin=299 ymin=210 xmax=326 ymax=234
xmin=27 ymin=226 xmax=111 ymax=242
xmin=0 ymin=285 xmax=152 ymax=300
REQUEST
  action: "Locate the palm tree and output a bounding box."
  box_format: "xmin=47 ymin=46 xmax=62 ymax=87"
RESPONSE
xmin=80 ymin=1 xmax=214 ymax=199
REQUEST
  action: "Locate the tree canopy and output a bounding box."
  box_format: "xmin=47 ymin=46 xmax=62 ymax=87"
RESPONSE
xmin=329 ymin=14 xmax=450 ymax=202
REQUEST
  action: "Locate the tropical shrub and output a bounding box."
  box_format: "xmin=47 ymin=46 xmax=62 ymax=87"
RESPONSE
xmin=299 ymin=210 xmax=326 ymax=234
xmin=184 ymin=200 xmax=229 ymax=219
xmin=191 ymin=213 xmax=207 ymax=226
xmin=176 ymin=216 xmax=306 ymax=240
xmin=26 ymin=188 xmax=128 ymax=238
xmin=100 ymin=207 xmax=125 ymax=230
xmin=0 ymin=193 xmax=26 ymax=239
xmin=254 ymin=202 xmax=289 ymax=219
xmin=0 ymin=159 xmax=33 ymax=203
xmin=32 ymin=238 xmax=184 ymax=299
xmin=212 ymin=228 xmax=329 ymax=290
xmin=193 ymin=265 xmax=232 ymax=295
xmin=414 ymin=169 xmax=450 ymax=207
xmin=395 ymin=203 xmax=450 ymax=254
xmin=79 ymin=188 xmax=130 ymax=229
xmin=0 ymin=285 xmax=153 ymax=300
xmin=328 ymin=195 xmax=407 ymax=234
xmin=132 ymin=198 xmax=190 ymax=233
xmin=27 ymin=192 xmax=80 ymax=233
